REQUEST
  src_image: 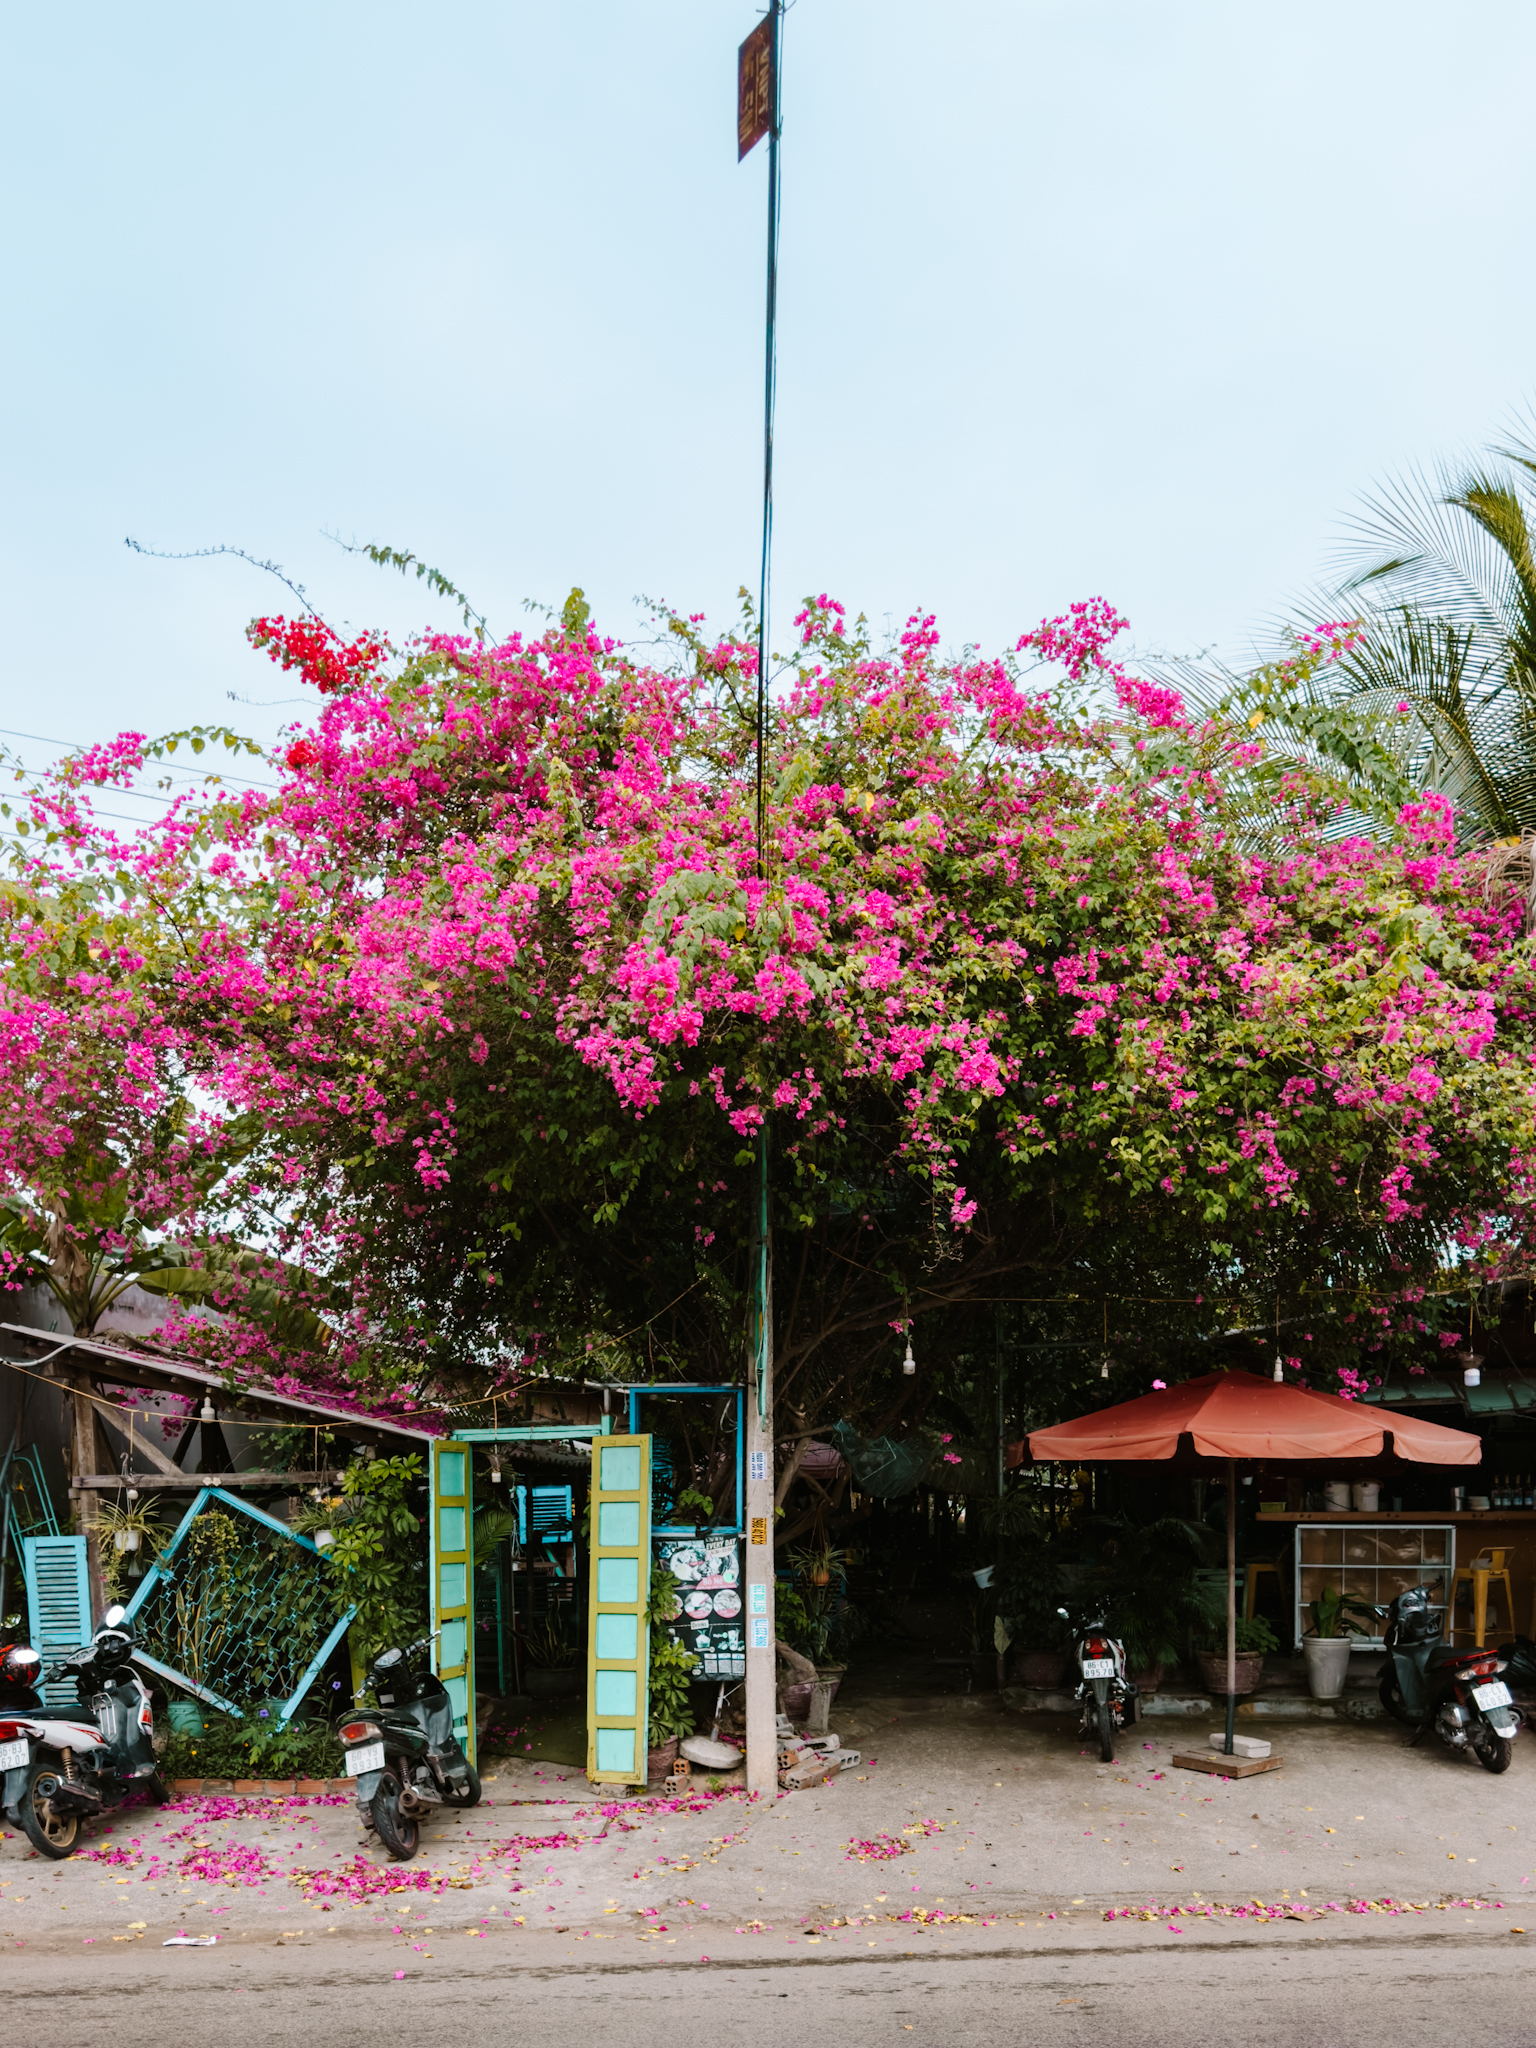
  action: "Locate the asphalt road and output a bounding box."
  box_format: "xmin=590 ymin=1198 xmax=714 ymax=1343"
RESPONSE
xmin=6 ymin=1925 xmax=1536 ymax=2048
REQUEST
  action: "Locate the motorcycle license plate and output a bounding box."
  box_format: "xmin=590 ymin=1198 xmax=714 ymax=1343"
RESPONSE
xmin=1081 ymin=1658 xmax=1116 ymax=1679
xmin=345 ymin=1742 xmax=386 ymax=1776
xmin=0 ymin=1739 xmax=28 ymax=1771
xmin=1473 ymin=1681 xmax=1513 ymax=1711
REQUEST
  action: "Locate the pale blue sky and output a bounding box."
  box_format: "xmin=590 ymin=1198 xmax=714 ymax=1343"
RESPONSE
xmin=4 ymin=1 xmax=1535 ymax=803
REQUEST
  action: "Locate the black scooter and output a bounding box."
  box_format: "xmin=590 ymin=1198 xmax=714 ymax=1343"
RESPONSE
xmin=1375 ymin=1584 xmax=1522 ymax=1773
xmin=1060 ymin=1605 xmax=1138 ymax=1762
xmin=340 ymin=1634 xmax=480 ymax=1859
xmin=0 ymin=1607 xmax=166 ymax=1858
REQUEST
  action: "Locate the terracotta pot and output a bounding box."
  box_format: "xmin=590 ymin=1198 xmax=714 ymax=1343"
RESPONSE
xmin=1130 ymin=1663 xmax=1165 ymax=1694
xmin=1196 ymin=1650 xmax=1265 ymax=1697
xmin=1011 ymin=1647 xmax=1070 ymax=1688
xmin=646 ymin=1736 xmax=680 ymax=1784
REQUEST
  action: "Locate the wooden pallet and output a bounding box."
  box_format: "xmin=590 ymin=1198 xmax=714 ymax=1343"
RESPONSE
xmin=1172 ymin=1750 xmax=1284 ymax=1778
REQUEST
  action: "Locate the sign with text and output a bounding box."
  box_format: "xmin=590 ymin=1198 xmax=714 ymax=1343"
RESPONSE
xmin=737 ymin=14 xmax=774 ymax=159
xmin=658 ymin=1533 xmax=746 ymax=1679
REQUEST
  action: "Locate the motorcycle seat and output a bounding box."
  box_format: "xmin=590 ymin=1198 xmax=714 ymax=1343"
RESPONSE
xmin=1426 ymin=1642 xmax=1483 ymax=1670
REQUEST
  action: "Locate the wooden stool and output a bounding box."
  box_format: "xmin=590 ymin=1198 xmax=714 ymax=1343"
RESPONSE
xmin=1244 ymin=1560 xmax=1284 ymax=1622
xmin=1450 ymin=1550 xmax=1515 ymax=1646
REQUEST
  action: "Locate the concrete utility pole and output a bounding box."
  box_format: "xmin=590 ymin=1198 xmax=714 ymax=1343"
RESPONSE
xmin=743 ymin=1179 xmax=775 ymax=1794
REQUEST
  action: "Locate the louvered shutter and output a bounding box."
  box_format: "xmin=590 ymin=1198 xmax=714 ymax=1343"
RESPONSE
xmin=21 ymin=1536 xmax=92 ymax=1706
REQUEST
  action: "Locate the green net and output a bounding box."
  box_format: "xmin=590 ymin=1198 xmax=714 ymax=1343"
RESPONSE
xmin=127 ymin=1493 xmax=342 ymax=1716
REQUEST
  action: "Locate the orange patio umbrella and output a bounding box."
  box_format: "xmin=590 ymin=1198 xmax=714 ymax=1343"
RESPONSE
xmin=1027 ymin=1370 xmax=1481 ymax=1754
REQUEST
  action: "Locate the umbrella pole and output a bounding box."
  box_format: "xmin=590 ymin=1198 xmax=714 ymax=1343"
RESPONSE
xmin=1224 ymin=1459 xmax=1237 ymax=1756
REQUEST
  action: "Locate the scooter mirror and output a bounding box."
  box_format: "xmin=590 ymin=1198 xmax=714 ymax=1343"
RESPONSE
xmin=103 ymin=1605 xmax=127 ymax=1628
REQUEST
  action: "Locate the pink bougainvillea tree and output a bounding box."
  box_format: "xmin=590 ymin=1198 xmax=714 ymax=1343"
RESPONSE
xmin=5 ymin=579 xmax=1536 ymax=1440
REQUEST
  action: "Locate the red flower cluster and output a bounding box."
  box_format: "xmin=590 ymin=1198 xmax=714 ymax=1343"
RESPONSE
xmin=247 ymin=614 xmax=389 ymax=695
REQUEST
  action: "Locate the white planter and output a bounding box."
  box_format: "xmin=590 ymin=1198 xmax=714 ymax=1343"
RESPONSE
xmin=113 ymin=1529 xmax=140 ymax=1554
xmin=1303 ymin=1635 xmax=1353 ymax=1700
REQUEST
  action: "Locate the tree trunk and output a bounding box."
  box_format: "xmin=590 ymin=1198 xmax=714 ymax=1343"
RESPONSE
xmin=63 ymin=1373 xmax=107 ymax=1626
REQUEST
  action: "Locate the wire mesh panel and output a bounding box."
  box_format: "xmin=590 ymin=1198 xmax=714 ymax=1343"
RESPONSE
xmin=121 ymin=1487 xmax=353 ymax=1719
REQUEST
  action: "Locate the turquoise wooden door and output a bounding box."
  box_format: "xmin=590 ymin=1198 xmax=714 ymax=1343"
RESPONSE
xmin=586 ymin=1434 xmax=651 ymax=1786
xmin=430 ymin=1440 xmax=475 ymax=1766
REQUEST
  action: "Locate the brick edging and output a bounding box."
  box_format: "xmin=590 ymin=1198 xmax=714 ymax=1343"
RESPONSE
xmin=171 ymin=1778 xmax=354 ymax=1795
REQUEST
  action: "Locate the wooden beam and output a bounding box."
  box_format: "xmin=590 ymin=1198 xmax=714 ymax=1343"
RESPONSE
xmin=93 ymin=1403 xmax=185 ymax=1478
xmin=71 ymin=1471 xmax=343 ymax=1490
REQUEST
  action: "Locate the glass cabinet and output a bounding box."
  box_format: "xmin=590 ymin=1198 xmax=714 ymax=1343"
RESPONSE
xmin=1293 ymin=1523 xmax=1455 ymax=1649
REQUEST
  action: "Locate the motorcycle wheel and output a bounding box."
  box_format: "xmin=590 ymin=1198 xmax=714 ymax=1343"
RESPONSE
xmin=1472 ymin=1727 xmax=1514 ymax=1774
xmin=1377 ymin=1673 xmax=1416 ymax=1726
xmin=20 ymin=1765 xmax=80 ymax=1860
xmin=1097 ymin=1696 xmax=1115 ymax=1763
xmin=441 ymin=1762 xmax=481 ymax=1809
xmin=371 ymin=1771 xmax=420 ymax=1860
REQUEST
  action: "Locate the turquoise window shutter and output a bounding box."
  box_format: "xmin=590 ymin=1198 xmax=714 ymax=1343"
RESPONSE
xmin=21 ymin=1536 xmax=91 ymax=1706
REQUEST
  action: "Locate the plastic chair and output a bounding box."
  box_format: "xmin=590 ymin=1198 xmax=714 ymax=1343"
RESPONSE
xmin=1450 ymin=1550 xmax=1515 ymax=1647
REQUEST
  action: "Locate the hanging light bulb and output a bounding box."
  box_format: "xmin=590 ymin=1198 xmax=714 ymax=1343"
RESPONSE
xmin=199 ymin=1396 xmax=215 ymax=1423
xmin=1460 ymin=1350 xmax=1483 ymax=1388
xmin=902 ymin=1339 xmax=916 ymax=1376
xmin=126 ymin=1486 xmax=139 ymax=1503
xmin=1100 ymin=1354 xmax=1112 ymax=1381
xmin=490 ymin=1453 xmax=504 ymax=1485
xmin=1273 ymin=1353 xmax=1284 ymax=1383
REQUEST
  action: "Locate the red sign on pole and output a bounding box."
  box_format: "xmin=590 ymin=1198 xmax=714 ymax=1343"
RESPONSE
xmin=738 ymin=14 xmax=774 ymax=160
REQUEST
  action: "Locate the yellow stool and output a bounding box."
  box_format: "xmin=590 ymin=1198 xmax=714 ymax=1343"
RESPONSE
xmin=1244 ymin=1560 xmax=1284 ymax=1622
xmin=1450 ymin=1550 xmax=1516 ymax=1647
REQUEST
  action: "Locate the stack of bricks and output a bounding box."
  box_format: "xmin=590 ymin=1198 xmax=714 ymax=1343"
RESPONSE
xmin=660 ymin=1756 xmax=692 ymax=1799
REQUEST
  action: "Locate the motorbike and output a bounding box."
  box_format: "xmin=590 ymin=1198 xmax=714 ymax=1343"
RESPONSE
xmin=1059 ymin=1605 xmax=1138 ymax=1762
xmin=1375 ymin=1584 xmax=1522 ymax=1773
xmin=0 ymin=1606 xmax=167 ymax=1858
xmin=340 ymin=1633 xmax=480 ymax=1859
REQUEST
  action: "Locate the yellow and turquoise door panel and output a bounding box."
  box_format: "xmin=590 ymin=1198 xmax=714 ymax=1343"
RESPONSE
xmin=586 ymin=1434 xmax=651 ymax=1785
xmin=430 ymin=1439 xmax=475 ymax=1766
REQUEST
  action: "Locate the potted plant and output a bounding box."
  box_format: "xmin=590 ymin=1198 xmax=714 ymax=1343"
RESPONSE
xmin=97 ymin=1499 xmax=169 ymax=1600
xmin=995 ymin=1551 xmax=1073 ymax=1686
xmin=787 ymin=1539 xmax=854 ymax=1726
xmin=522 ymin=1617 xmax=582 ymax=1699
xmin=1090 ymin=1517 xmax=1225 ymax=1691
xmin=1302 ymin=1584 xmax=1375 ymax=1700
xmin=646 ymin=1570 xmax=698 ymax=1780
xmin=1196 ymin=1616 xmax=1278 ymax=1697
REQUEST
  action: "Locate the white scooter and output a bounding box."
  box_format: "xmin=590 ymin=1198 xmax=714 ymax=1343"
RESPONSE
xmin=0 ymin=1606 xmax=166 ymax=1858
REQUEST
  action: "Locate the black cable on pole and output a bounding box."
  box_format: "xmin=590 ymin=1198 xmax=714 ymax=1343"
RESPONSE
xmin=755 ymin=0 xmax=782 ymax=886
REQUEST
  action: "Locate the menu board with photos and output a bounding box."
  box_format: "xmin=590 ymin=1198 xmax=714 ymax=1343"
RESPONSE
xmin=656 ymin=1533 xmax=746 ymax=1679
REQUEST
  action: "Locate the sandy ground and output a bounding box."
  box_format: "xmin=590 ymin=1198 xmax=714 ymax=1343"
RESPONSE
xmin=2 ymin=1699 xmax=1531 ymax=1966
